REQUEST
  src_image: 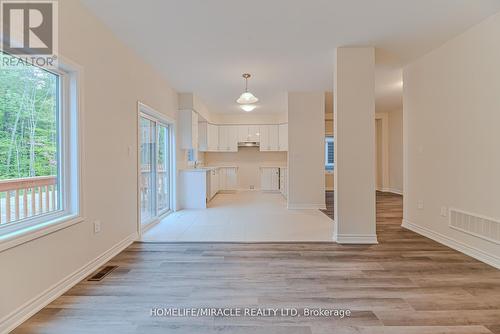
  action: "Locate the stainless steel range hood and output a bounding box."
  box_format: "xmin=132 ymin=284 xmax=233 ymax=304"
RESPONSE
xmin=237 ymin=141 xmax=260 ymax=147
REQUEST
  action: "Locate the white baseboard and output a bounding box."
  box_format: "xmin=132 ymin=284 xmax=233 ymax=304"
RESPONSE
xmin=335 ymin=234 xmax=378 ymax=244
xmin=288 ymin=203 xmax=327 ymax=210
xmin=0 ymin=232 xmax=138 ymax=334
xmin=402 ymin=219 xmax=500 ymax=269
xmin=380 ymin=188 xmax=403 ymax=195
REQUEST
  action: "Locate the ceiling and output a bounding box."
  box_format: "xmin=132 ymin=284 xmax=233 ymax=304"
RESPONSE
xmin=81 ymin=0 xmax=500 ymax=114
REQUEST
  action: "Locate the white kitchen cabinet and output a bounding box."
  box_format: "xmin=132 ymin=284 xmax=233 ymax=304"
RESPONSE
xmin=248 ymin=125 xmax=260 ymax=142
xmin=260 ymin=167 xmax=280 ymax=191
xmin=208 ymin=168 xmax=219 ymax=199
xmin=237 ymin=125 xmax=261 ymax=143
xmin=179 ymin=169 xmax=210 ymax=209
xmin=259 ymin=125 xmax=279 ymax=151
xmin=237 ymin=125 xmax=249 ymax=142
xmin=179 ymin=110 xmax=198 ymax=150
xmin=278 ymin=123 xmax=288 ymax=151
xmin=207 ymin=124 xmax=219 ymax=151
xmin=199 ymin=123 xmax=220 ymax=152
xmin=279 ymin=167 xmax=288 ymax=198
xmin=219 ymin=167 xmax=238 ymax=191
xmin=218 ymin=126 xmax=238 ymax=152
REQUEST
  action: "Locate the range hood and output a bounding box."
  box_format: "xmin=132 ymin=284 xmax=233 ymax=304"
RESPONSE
xmin=238 ymin=141 xmax=260 ymax=147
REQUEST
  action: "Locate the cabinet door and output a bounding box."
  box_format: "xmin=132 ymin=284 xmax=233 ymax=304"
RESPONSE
xmin=260 ymin=168 xmax=271 ymax=190
xmin=218 ymin=126 xmax=228 ymax=151
xmin=198 ymin=122 xmax=208 ymax=152
xmin=272 ymin=168 xmax=280 ymax=190
xmin=278 ymin=124 xmax=288 ymax=151
xmin=237 ymin=125 xmax=249 ymax=142
xmin=248 ymin=125 xmax=260 ymax=142
xmin=210 ymin=169 xmax=219 ymax=197
xmin=259 ymin=125 xmax=270 ymax=151
xmin=219 ymin=168 xmax=226 ymax=190
xmin=269 ymin=125 xmax=279 ymax=151
xmin=207 ymin=124 xmax=219 ymax=151
xmin=226 ymin=168 xmax=237 ymax=190
xmin=261 ymin=167 xmax=279 ymax=191
xmin=191 ymin=112 xmax=198 ymax=150
xmin=215 ymin=169 xmax=219 ymax=194
xmin=179 ymin=110 xmax=197 ymax=150
xmin=228 ymin=127 xmax=238 ymax=151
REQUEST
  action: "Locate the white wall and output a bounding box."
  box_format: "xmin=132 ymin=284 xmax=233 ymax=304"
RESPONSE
xmin=375 ymin=119 xmax=383 ymax=189
xmin=0 ymin=0 xmax=179 ymax=328
xmin=403 ymin=12 xmax=500 ymax=267
xmin=288 ymin=92 xmax=325 ymax=209
xmin=178 ymin=93 xmax=212 ymax=123
xmin=205 ymin=149 xmax=287 ymax=190
xmin=334 ymin=47 xmax=377 ymax=244
xmin=388 ymin=109 xmax=403 ymax=193
xmin=211 ymin=112 xmax=287 ymax=125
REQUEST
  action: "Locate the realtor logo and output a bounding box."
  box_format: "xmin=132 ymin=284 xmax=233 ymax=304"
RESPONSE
xmin=1 ymin=0 xmax=58 ymax=67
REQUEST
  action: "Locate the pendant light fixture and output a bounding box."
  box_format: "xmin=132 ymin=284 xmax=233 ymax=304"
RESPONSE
xmin=237 ymin=73 xmax=258 ymax=105
xmin=241 ymin=104 xmax=257 ymax=112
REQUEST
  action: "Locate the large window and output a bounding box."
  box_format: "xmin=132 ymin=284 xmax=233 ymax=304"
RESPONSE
xmin=0 ymin=53 xmax=79 ymax=241
xmin=325 ymin=136 xmax=334 ymax=171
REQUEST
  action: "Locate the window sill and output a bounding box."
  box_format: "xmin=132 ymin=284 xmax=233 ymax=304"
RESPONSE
xmin=0 ymin=214 xmax=84 ymax=253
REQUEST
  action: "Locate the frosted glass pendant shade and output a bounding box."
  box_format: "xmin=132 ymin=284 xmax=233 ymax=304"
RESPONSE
xmin=240 ymin=104 xmax=257 ymax=112
xmin=237 ymin=91 xmax=258 ymax=104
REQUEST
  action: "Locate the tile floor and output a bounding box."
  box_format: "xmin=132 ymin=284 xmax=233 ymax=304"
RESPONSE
xmin=141 ymin=191 xmax=334 ymax=242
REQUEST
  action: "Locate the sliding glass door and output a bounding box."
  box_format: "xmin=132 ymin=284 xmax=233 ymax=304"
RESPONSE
xmin=157 ymin=124 xmax=170 ymax=214
xmin=139 ymin=114 xmax=171 ymax=228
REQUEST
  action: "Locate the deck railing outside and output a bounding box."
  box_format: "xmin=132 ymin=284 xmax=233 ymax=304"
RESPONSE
xmin=0 ymin=176 xmax=58 ymax=225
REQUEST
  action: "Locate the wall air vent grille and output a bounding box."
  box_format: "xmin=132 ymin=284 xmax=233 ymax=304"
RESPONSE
xmin=449 ymin=208 xmax=500 ymax=244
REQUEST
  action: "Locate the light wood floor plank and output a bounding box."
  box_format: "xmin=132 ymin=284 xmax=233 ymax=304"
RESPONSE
xmin=13 ymin=192 xmax=500 ymax=333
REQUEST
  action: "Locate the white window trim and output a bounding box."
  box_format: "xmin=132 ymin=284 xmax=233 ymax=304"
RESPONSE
xmin=0 ymin=55 xmax=84 ymax=253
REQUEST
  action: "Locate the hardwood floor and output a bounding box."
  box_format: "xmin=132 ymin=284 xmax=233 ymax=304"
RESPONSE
xmin=13 ymin=192 xmax=500 ymax=334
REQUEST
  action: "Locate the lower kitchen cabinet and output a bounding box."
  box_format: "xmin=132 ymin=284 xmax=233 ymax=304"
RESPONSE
xmin=219 ymin=167 xmax=238 ymax=191
xmin=279 ymin=167 xmax=288 ymax=198
xmin=260 ymin=167 xmax=280 ymax=191
xmin=208 ymin=168 xmax=219 ymax=199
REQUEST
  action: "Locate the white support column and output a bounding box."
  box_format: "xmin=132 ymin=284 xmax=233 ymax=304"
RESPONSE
xmin=287 ymin=92 xmax=326 ymax=210
xmin=334 ymin=47 xmax=377 ymax=244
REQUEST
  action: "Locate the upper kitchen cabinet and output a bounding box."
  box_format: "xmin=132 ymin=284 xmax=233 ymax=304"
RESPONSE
xmin=259 ymin=125 xmax=279 ymax=151
xmin=199 ymin=122 xmax=219 ymax=152
xmin=237 ymin=125 xmax=261 ymax=143
xmin=179 ymin=110 xmax=198 ymax=150
xmin=218 ymin=126 xmax=238 ymax=152
xmin=278 ymin=123 xmax=288 ymax=151
xmin=248 ymin=125 xmax=261 ymax=142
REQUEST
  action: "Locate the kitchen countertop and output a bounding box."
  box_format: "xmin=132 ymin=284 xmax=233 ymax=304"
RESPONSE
xmin=259 ymin=165 xmax=287 ymax=169
xmin=180 ymin=166 xmax=239 ymax=172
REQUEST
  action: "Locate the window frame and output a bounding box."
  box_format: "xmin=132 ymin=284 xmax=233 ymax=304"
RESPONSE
xmin=325 ymin=136 xmax=334 ymax=171
xmin=0 ymin=56 xmax=83 ymax=252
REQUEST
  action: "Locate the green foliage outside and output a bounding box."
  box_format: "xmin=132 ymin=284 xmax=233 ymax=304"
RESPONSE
xmin=0 ymin=53 xmax=58 ymax=180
